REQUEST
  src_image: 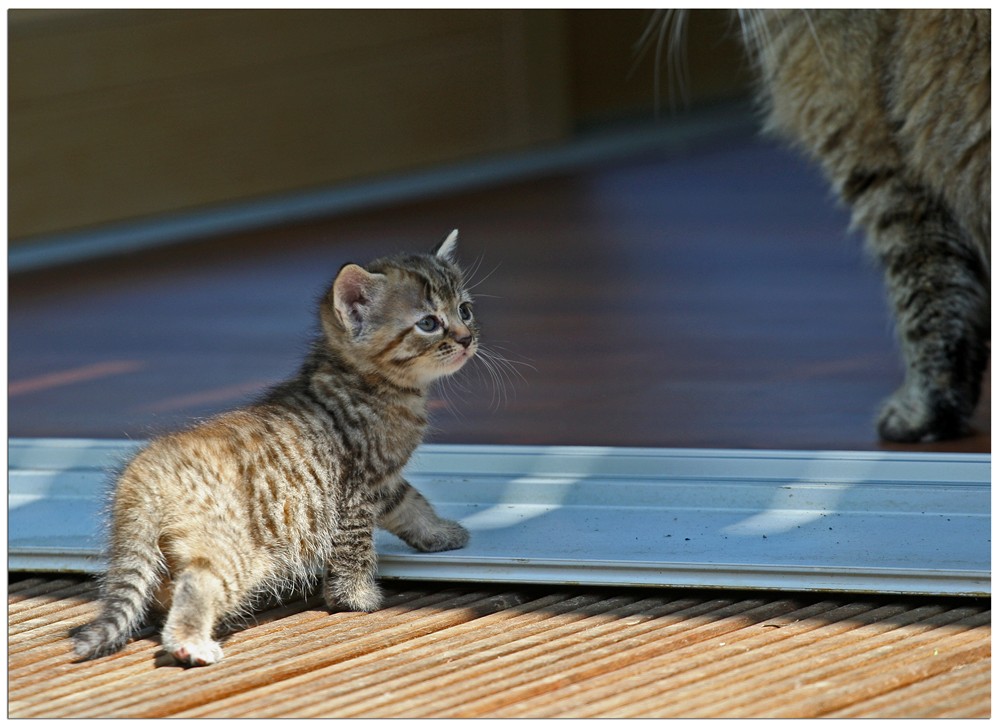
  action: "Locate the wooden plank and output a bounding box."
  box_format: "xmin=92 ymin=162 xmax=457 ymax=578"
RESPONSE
xmin=650 ymin=609 xmax=991 ymax=718
xmin=7 ymin=576 xmax=989 ymax=718
xmin=826 ymin=659 xmax=992 ymax=717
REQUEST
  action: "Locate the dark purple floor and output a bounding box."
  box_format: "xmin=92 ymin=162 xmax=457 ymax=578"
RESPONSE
xmin=8 ymin=132 xmax=989 ymax=451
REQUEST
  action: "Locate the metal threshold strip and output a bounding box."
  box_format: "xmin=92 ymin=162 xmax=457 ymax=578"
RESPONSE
xmin=8 ymin=438 xmax=990 ymax=596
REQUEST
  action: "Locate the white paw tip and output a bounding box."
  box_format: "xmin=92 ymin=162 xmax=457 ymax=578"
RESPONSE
xmin=171 ymin=640 xmax=223 ymax=666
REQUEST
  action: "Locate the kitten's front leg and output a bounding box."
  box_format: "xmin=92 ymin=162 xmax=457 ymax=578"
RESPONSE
xmin=323 ymin=497 xmax=382 ymax=613
xmin=377 ymin=474 xmax=469 ymax=553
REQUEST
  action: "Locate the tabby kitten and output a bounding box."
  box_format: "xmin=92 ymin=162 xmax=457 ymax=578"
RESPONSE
xmin=651 ymin=10 xmax=990 ymax=442
xmin=72 ymin=230 xmax=476 ymax=666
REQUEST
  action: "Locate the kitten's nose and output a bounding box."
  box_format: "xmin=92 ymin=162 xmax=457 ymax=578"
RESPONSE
xmin=452 ymin=324 xmax=473 ymax=349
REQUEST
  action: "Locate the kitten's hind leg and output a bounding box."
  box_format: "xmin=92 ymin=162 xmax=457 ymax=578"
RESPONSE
xmin=863 ymin=182 xmax=990 ymax=442
xmin=160 ymin=561 xmax=230 ymax=666
xmin=72 ymin=502 xmax=165 ymax=660
xmin=377 ymin=475 xmax=469 ymax=553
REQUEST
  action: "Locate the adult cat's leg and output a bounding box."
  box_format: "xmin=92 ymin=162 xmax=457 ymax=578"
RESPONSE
xmin=745 ymin=11 xmax=989 ymax=441
xmin=856 ymin=177 xmax=990 ymax=441
xmin=377 ymin=474 xmax=469 ymax=553
xmin=323 ymin=495 xmax=382 ymax=612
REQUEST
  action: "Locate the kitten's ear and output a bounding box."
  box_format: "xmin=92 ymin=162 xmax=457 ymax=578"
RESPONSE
xmin=332 ymin=264 xmax=383 ymax=336
xmin=433 ymin=229 xmax=459 ymax=262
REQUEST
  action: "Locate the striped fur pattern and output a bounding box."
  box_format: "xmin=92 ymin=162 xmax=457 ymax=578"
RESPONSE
xmin=72 ymin=231 xmax=476 ymax=666
xmin=649 ymin=10 xmax=990 ymax=441
xmin=740 ymin=10 xmax=990 ymax=442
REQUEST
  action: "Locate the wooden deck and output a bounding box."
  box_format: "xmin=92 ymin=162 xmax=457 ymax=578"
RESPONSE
xmin=7 ymin=126 xmax=990 ymax=717
xmin=8 ymin=574 xmax=990 ymax=718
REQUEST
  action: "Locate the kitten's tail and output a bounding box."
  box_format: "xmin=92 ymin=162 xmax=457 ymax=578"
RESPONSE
xmin=72 ymin=512 xmax=164 ymax=661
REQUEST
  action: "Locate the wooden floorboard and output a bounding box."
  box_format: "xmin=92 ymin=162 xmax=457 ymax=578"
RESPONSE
xmin=8 ymin=131 xmax=989 ymax=452
xmin=7 ymin=573 xmax=990 ymax=718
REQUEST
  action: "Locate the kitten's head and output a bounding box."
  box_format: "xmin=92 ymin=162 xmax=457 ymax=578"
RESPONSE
xmin=322 ymin=230 xmax=478 ymax=389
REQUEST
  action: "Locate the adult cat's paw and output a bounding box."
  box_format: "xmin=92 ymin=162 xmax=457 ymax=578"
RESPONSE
xmin=324 ymin=578 xmax=383 ymax=613
xmin=877 ymin=387 xmax=967 ymax=442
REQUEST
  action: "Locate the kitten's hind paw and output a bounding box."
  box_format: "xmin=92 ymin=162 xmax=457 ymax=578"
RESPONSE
xmin=168 ymin=639 xmax=224 ymax=667
xmin=70 ymin=620 xmax=128 ymax=661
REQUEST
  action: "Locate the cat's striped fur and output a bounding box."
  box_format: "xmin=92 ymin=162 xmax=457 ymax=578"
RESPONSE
xmin=649 ymin=10 xmax=990 ymax=441
xmin=72 ymin=231 xmax=476 ymax=666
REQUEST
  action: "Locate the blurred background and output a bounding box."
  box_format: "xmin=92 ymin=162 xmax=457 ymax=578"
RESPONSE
xmin=7 ymin=9 xmax=989 ymax=451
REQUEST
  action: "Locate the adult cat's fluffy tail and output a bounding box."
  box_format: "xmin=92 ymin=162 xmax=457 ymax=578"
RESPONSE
xmin=72 ymin=504 xmax=163 ymax=660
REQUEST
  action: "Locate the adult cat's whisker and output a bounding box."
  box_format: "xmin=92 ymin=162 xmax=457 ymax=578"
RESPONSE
xmin=635 ymin=9 xmax=690 ymax=113
xmin=800 ymin=10 xmax=831 ymax=70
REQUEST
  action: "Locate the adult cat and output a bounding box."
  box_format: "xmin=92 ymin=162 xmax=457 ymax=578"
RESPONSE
xmin=647 ymin=9 xmax=990 ymax=442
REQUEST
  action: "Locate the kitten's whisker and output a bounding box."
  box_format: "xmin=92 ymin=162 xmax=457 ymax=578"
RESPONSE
xmin=483 ymin=356 xmax=508 ymax=410
xmin=461 ymin=253 xmax=487 ymax=289
xmin=465 ymin=261 xmax=503 ymax=292
xmin=472 ymin=352 xmax=509 ymax=411
xmin=475 ymin=347 xmax=525 ymax=409
xmin=478 ymin=346 xmax=534 ymax=381
xmin=487 ymin=356 xmax=527 ymax=388
xmin=435 ymin=375 xmax=467 ymax=422
xmin=446 ymin=367 xmax=474 ymax=396
xmin=483 ymin=343 xmax=535 ymax=366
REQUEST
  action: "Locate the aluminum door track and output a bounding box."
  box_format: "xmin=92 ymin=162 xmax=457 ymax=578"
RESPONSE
xmin=8 ymin=438 xmax=990 ymax=596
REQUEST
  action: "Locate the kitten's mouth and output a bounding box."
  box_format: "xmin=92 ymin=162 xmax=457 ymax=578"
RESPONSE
xmin=447 ymin=345 xmax=476 ymax=370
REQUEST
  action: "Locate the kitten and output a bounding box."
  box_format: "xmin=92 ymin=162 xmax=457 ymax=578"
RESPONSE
xmin=648 ymin=10 xmax=990 ymax=442
xmin=72 ymin=230 xmax=476 ymax=666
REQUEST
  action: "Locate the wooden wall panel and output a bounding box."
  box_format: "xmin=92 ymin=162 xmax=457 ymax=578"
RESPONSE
xmin=9 ymin=9 xmax=570 ymax=239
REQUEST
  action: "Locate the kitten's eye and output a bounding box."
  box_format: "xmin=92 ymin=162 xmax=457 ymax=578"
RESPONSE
xmin=415 ymin=315 xmax=440 ymax=333
xmin=459 ymin=302 xmax=474 ymax=322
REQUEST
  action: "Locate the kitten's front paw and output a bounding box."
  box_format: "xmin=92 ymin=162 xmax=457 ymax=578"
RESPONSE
xmin=877 ymin=386 xmax=966 ymax=443
xmin=324 ymin=578 xmax=383 ymax=613
xmin=416 ymin=520 xmax=470 ymax=553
